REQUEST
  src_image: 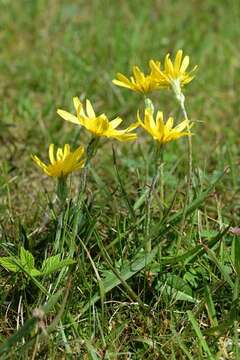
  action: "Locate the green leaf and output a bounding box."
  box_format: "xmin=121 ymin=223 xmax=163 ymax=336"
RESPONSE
xmin=204 ymin=285 xmax=218 ymax=327
xmin=20 ymin=247 xmax=35 ymax=269
xmin=29 ymin=268 xmax=42 ymax=277
xmin=232 ymin=237 xmax=240 ymax=277
xmin=81 ymin=247 xmax=158 ymax=315
xmin=0 ymin=257 xmax=19 ymax=272
xmin=157 ymin=274 xmax=197 ymax=303
xmin=41 ymin=255 xmax=75 ymax=275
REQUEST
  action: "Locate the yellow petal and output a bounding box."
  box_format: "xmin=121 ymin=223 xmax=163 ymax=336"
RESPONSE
xmin=125 ymin=121 xmax=139 ymax=132
xmin=109 ymin=117 xmax=123 ymax=129
xmin=180 ymin=56 xmax=190 ymax=73
xmin=174 ymin=50 xmax=183 ymax=72
xmin=112 ymin=133 xmax=137 ymax=142
xmin=32 ymin=155 xmax=48 ymax=172
xmin=63 ymin=144 xmax=70 ymax=158
xmin=56 ymin=148 xmax=63 ymax=161
xmin=114 ymin=73 xmax=133 ymax=86
xmin=165 ymin=117 xmax=174 ymax=131
xmin=137 ymin=110 xmax=145 ymax=127
xmin=133 ymin=66 xmax=145 ymax=83
xmin=86 ymin=99 xmax=96 ymax=118
xmin=49 ymin=144 xmax=55 ymax=164
xmin=112 ymin=79 xmax=133 ymax=90
xmin=73 ymin=145 xmax=85 ymax=159
xmin=73 ymin=160 xmax=85 ymax=170
xmin=73 ymin=97 xmax=82 ymax=112
xmin=57 ymin=109 xmax=80 ymax=125
xmin=156 ymin=111 xmax=164 ymax=133
xmin=174 ymin=120 xmax=189 ymax=132
xmin=164 ymin=54 xmax=173 ymax=73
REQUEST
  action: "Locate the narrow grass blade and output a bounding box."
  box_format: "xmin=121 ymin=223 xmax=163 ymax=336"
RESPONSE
xmin=159 ymin=169 xmax=227 ymax=231
xmin=187 ymin=310 xmax=215 ymax=359
xmin=80 ymin=246 xmax=158 ymax=316
xmin=112 ymin=146 xmax=135 ymax=218
xmin=204 ymin=285 xmax=218 ymax=327
xmin=84 ymin=340 xmax=100 ymax=359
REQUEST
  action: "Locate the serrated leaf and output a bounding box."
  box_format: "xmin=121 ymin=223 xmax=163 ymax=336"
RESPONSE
xmin=20 ymin=247 xmax=35 ymax=269
xmin=29 ymin=268 xmax=42 ymax=277
xmin=0 ymin=257 xmax=19 ymax=272
xmin=41 ymin=255 xmax=75 ymax=275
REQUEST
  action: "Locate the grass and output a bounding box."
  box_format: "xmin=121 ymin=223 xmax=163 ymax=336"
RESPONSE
xmin=0 ymin=0 xmax=240 ymax=358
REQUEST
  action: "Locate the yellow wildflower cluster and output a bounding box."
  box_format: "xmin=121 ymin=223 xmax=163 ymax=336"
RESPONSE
xmin=32 ymin=49 xmax=196 ymax=179
xmin=113 ymin=49 xmax=197 ymax=93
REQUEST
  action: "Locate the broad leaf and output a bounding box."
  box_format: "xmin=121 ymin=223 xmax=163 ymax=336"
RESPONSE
xmin=0 ymin=257 xmax=19 ymax=272
xmin=20 ymin=247 xmax=35 ymax=269
xmin=156 ymin=274 xmax=197 ymax=303
xmin=41 ymin=255 xmax=75 ymax=275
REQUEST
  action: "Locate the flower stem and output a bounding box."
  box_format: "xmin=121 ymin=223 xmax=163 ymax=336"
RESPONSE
xmin=179 ymin=97 xmax=192 ymax=188
xmin=171 ymin=81 xmax=192 ymax=193
xmin=145 ymin=143 xmax=163 ymax=253
xmin=172 ymin=82 xmax=193 ymax=245
xmin=57 ymin=176 xmax=68 ymax=209
xmin=78 ymin=136 xmax=100 ymax=198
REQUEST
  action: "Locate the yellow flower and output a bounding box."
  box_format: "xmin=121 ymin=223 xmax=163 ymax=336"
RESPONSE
xmin=137 ymin=107 xmax=192 ymax=144
xmin=150 ymin=49 xmax=197 ymax=88
xmin=57 ymin=97 xmax=138 ymax=142
xmin=32 ymin=144 xmax=85 ymax=177
xmin=112 ymin=61 xmax=162 ymax=94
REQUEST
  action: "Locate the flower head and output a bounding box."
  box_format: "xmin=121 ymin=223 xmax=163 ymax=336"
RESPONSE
xmin=57 ymin=98 xmax=138 ymax=142
xmin=137 ymin=107 xmax=192 ymax=144
xmin=32 ymin=144 xmax=85 ymax=177
xmin=112 ymin=61 xmax=162 ymax=94
xmin=150 ymin=50 xmax=197 ymax=88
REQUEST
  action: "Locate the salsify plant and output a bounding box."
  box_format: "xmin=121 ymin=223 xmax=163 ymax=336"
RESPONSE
xmin=1 ymin=46 xmax=236 ymax=359
xmin=112 ymin=49 xmax=196 ymax=250
xmin=31 ymin=49 xmax=195 ymax=252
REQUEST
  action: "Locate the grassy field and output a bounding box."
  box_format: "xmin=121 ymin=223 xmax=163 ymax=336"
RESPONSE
xmin=0 ymin=0 xmax=240 ymax=358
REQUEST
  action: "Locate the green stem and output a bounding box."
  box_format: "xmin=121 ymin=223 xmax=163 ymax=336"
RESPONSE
xmin=145 ymin=143 xmax=164 ymax=253
xmin=172 ymin=81 xmax=193 ymax=242
xmin=179 ymin=97 xmax=192 ymax=190
xmin=172 ymin=81 xmax=192 ymax=192
xmin=57 ymin=176 xmax=68 ymax=209
xmin=77 ymin=136 xmax=100 ymax=201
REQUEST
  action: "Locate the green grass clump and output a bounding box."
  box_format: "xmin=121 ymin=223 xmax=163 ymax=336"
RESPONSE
xmin=0 ymin=0 xmax=240 ymax=358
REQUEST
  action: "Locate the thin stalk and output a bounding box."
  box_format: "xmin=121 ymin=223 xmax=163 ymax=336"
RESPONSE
xmin=77 ymin=136 xmax=100 ymax=203
xmin=145 ymin=143 xmax=164 ymax=253
xmin=171 ymin=81 xmax=192 ymax=195
xmin=171 ymin=81 xmax=193 ymax=244
xmin=178 ymin=98 xmax=193 ymax=243
xmin=179 ymin=97 xmax=192 ymax=189
xmin=57 ymin=176 xmax=68 ymax=209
